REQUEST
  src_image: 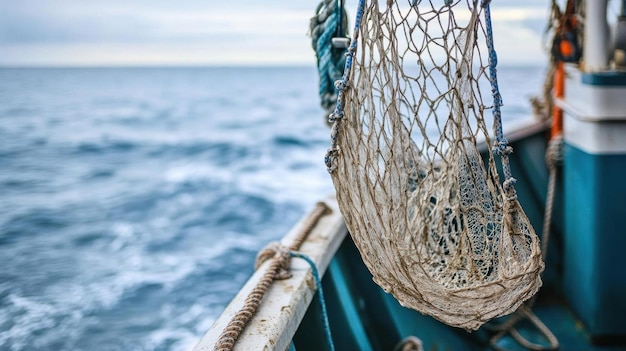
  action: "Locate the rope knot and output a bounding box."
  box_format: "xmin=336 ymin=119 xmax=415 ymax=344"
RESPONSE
xmin=255 ymin=242 xmax=292 ymax=280
xmin=325 ymin=146 xmax=340 ymax=173
xmin=329 ymin=109 xmax=344 ymax=122
xmin=493 ymin=139 xmax=513 ymax=156
xmin=545 ymin=134 xmax=564 ymax=167
xmin=503 ymin=177 xmax=518 ymax=194
xmin=213 ymin=203 xmax=331 ymax=351
xmin=334 ymin=79 xmax=348 ymax=91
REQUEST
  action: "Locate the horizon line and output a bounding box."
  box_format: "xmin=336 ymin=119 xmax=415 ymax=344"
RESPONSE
xmin=0 ymin=62 xmax=547 ymax=69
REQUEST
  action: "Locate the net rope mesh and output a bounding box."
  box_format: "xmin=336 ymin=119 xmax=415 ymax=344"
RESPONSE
xmin=328 ymin=0 xmax=544 ymax=331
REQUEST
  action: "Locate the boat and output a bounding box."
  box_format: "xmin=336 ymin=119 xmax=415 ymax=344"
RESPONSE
xmin=195 ymin=0 xmax=626 ymax=350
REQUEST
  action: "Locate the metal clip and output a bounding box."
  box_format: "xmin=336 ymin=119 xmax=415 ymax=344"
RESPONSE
xmin=331 ymin=37 xmax=350 ymax=49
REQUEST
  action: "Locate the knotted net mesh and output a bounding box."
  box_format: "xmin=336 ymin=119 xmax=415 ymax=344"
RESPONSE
xmin=327 ymin=0 xmax=544 ymax=330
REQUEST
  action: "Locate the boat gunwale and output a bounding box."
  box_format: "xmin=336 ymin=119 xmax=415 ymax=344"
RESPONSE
xmin=193 ymin=197 xmax=348 ymax=351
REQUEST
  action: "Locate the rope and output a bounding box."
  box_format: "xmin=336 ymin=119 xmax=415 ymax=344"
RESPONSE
xmin=290 ymin=251 xmax=335 ymax=351
xmin=325 ymin=0 xmax=365 ymax=172
xmin=290 ymin=202 xmax=331 ymax=250
xmin=487 ymin=1 xmax=568 ymax=342
xmin=483 ymin=0 xmax=517 ymax=197
xmin=488 ymin=136 xmax=563 ymax=351
xmin=489 ymin=305 xmax=559 ymax=351
xmin=213 ymin=202 xmax=331 ymax=351
xmin=542 ymin=135 xmax=562 ymax=258
xmin=310 ymin=0 xmax=349 ymax=120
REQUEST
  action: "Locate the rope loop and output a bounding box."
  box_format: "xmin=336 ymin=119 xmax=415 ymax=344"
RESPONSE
xmin=489 ymin=305 xmax=559 ymax=351
xmin=213 ymin=203 xmax=331 ymax=351
xmin=255 ymin=242 xmax=292 ymax=280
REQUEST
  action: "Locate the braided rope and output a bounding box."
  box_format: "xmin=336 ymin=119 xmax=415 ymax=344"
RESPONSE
xmin=484 ymin=0 xmax=517 ymax=197
xmin=324 ymin=0 xmax=365 ymax=172
xmin=310 ymin=0 xmax=349 ymax=118
xmin=542 ymin=135 xmax=562 ymax=257
xmin=213 ymin=202 xmax=331 ymax=351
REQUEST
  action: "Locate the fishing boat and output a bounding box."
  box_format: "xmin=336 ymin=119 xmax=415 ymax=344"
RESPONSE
xmin=195 ymin=0 xmax=626 ymax=350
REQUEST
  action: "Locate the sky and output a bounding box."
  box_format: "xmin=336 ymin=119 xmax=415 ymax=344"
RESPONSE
xmin=0 ymin=0 xmax=556 ymax=66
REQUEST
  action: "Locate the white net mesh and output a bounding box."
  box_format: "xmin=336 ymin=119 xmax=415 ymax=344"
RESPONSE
xmin=327 ymin=0 xmax=544 ymax=330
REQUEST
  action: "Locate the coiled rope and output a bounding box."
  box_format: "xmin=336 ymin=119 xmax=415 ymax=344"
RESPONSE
xmin=310 ymin=0 xmax=349 ymax=122
xmin=213 ymin=202 xmax=331 ymax=351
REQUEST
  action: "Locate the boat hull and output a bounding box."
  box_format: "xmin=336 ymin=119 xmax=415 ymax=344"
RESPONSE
xmin=198 ymin=118 xmax=626 ymax=350
xmin=292 ymin=119 xmax=626 ymax=351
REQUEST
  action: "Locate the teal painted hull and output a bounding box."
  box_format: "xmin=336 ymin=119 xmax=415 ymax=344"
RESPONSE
xmin=563 ymin=144 xmax=626 ymax=338
xmin=291 ymin=123 xmax=626 ymax=351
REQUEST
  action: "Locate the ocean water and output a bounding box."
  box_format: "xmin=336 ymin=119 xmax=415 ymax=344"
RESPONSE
xmin=0 ymin=66 xmax=545 ymax=350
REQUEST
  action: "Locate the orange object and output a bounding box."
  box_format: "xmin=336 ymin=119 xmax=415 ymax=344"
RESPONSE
xmin=552 ymin=61 xmax=564 ymax=138
xmin=560 ymin=39 xmax=574 ymax=58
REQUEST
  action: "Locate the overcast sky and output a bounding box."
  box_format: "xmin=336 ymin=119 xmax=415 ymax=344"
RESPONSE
xmin=0 ymin=0 xmax=555 ymax=66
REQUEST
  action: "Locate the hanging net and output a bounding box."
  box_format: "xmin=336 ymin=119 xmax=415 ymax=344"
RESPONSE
xmin=325 ymin=0 xmax=544 ymax=331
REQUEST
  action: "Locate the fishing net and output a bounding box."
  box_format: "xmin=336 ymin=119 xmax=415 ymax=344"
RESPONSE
xmin=325 ymin=0 xmax=544 ymax=331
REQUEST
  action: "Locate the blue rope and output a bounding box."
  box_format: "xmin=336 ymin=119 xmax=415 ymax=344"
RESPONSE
xmin=483 ymin=1 xmax=516 ymax=193
xmin=317 ymin=11 xmax=343 ymax=99
xmin=290 ymin=251 xmax=335 ymax=351
xmin=331 ymin=0 xmax=364 ymax=121
xmin=325 ymin=0 xmax=366 ymax=172
xmin=313 ymin=0 xmax=348 ymax=113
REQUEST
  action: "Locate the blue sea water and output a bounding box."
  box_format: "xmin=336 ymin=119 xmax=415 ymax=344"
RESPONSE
xmin=0 ymin=66 xmax=544 ymax=350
